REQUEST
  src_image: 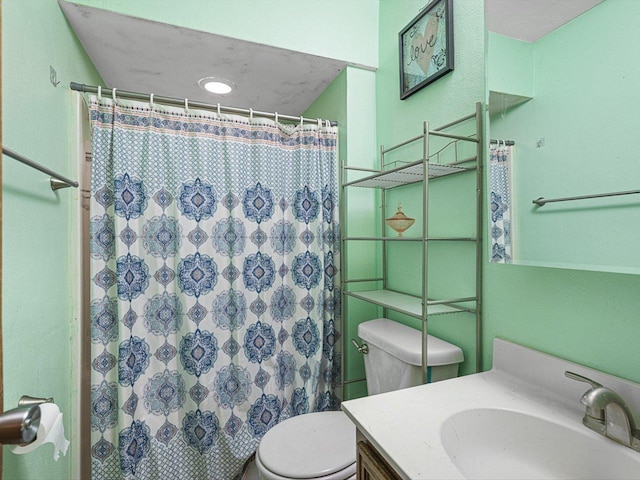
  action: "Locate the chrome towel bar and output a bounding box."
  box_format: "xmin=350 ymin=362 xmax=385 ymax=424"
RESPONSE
xmin=533 ymin=189 xmax=640 ymax=207
xmin=2 ymin=147 xmax=79 ymax=191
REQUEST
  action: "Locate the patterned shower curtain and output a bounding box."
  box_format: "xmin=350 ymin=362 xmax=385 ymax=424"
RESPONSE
xmin=489 ymin=142 xmax=513 ymax=263
xmin=88 ymin=96 xmax=340 ymax=479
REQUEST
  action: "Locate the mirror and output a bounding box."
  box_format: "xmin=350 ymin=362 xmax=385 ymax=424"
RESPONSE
xmin=486 ymin=0 xmax=640 ymax=274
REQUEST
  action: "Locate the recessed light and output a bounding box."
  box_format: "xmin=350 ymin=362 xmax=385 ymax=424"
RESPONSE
xmin=198 ymin=77 xmax=234 ymax=95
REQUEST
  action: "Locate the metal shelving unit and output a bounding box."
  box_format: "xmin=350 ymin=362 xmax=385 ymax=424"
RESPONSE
xmin=340 ymin=102 xmax=484 ymax=389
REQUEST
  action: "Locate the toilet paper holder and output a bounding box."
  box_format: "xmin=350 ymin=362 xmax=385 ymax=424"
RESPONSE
xmin=0 ymin=395 xmax=54 ymax=445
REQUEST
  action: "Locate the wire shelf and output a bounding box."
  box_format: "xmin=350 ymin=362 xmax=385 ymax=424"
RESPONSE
xmin=345 ymin=289 xmax=475 ymax=319
xmin=345 ymin=161 xmax=472 ymax=189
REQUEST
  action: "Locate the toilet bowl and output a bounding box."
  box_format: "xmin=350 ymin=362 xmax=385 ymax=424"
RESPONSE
xmin=255 ymin=411 xmax=356 ymax=480
xmin=255 ymin=318 xmax=463 ymax=480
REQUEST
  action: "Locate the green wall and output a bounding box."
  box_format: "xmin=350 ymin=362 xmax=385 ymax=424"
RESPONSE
xmin=2 ymin=1 xmax=102 ymax=478
xmin=489 ymin=1 xmax=640 ymax=274
xmin=368 ymin=0 xmax=640 ymax=398
xmin=366 ymin=0 xmax=486 ymax=382
xmin=487 ymin=33 xmax=532 ymax=97
xmin=377 ymin=0 xmax=485 ymax=142
xmin=483 ymin=0 xmax=640 ymax=380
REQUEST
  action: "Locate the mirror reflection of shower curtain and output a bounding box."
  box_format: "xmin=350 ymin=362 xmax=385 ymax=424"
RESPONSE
xmin=489 ymin=143 xmax=513 ymax=263
xmin=87 ymin=96 xmax=340 ymax=480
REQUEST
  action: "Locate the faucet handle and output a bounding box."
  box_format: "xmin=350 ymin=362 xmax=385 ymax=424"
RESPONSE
xmin=566 ymin=371 xmax=607 ymax=421
xmin=565 ymin=371 xmax=603 ymax=389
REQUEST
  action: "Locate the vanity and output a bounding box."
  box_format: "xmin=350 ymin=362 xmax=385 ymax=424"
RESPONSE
xmin=342 ymin=339 xmax=640 ymax=479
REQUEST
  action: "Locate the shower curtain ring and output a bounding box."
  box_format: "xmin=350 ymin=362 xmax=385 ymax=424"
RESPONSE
xmin=97 ymin=85 xmax=102 ymax=101
xmin=184 ymin=98 xmax=189 ymax=113
xmin=317 ymin=118 xmax=322 ymax=128
xmin=299 ymin=115 xmax=304 ymax=127
xmin=275 ymin=112 xmax=278 ymax=123
xmin=149 ymin=93 xmax=154 ymax=108
xmin=217 ymin=103 xmax=221 ymax=115
xmin=112 ymin=88 xmax=117 ymax=105
xmin=249 ymin=108 xmax=253 ymax=120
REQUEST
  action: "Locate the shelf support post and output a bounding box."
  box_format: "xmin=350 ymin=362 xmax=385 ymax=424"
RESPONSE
xmin=474 ymin=101 xmax=484 ymax=373
xmin=380 ymin=144 xmax=388 ymax=320
xmin=339 ymin=143 xmax=347 ymax=401
xmin=422 ymin=121 xmax=430 ymax=384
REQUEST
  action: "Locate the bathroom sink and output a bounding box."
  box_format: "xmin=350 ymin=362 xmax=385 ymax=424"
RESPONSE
xmin=343 ymin=340 xmax=640 ymax=480
xmin=440 ymin=408 xmax=640 ymax=479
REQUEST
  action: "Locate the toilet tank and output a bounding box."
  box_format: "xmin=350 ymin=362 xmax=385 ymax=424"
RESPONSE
xmin=357 ymin=318 xmax=464 ymax=395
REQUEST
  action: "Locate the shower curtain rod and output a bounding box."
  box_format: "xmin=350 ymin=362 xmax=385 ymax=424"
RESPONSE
xmin=70 ymin=82 xmax=338 ymax=126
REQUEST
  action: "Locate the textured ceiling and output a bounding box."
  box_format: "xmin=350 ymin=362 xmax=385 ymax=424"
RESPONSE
xmin=485 ymin=0 xmax=603 ymax=42
xmin=59 ymin=1 xmax=352 ymax=116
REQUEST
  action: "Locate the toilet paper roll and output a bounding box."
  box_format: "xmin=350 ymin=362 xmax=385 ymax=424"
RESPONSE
xmin=10 ymin=403 xmax=70 ymax=461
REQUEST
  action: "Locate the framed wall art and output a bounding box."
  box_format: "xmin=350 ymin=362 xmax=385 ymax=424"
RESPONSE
xmin=399 ymin=0 xmax=454 ymax=100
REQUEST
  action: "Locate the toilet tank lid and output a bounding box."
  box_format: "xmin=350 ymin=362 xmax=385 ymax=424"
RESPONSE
xmin=357 ymin=318 xmax=464 ymax=367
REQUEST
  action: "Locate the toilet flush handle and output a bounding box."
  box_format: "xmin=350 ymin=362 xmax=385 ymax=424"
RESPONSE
xmin=351 ymin=339 xmax=369 ymax=354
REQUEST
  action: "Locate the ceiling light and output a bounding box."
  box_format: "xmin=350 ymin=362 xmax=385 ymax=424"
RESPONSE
xmin=198 ymin=77 xmax=234 ymax=95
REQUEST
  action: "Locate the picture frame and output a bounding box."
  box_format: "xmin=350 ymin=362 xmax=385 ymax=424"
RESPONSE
xmin=399 ymin=0 xmax=454 ymax=100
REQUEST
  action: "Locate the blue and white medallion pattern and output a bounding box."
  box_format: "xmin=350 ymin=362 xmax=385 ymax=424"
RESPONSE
xmin=292 ymin=251 xmax=322 ymax=290
xmin=212 ymin=218 xmax=246 ymax=257
xmin=214 ymin=363 xmax=252 ymax=408
xmin=212 ymin=290 xmax=247 ymax=331
xmin=91 ymin=381 xmax=118 ymax=433
xmin=292 ymin=186 xmax=320 ymax=224
xmin=177 ymin=252 xmax=218 ymax=298
xmin=182 ymin=410 xmax=219 ymax=454
xmin=118 ymin=337 xmax=151 ymax=387
xmin=243 ymin=321 xmax=277 ymax=364
xmin=270 ymin=220 xmax=296 ymax=255
xmin=89 ymin=96 xmax=339 ymax=480
xmin=143 ymin=292 xmax=183 ymax=336
xmin=489 ymin=144 xmax=514 ymax=263
xmin=180 ymin=329 xmax=218 ymax=376
xmin=91 ymin=296 xmax=118 ymax=345
xmin=247 ymin=394 xmax=281 ymax=438
xmin=142 ymin=370 xmax=186 ymax=416
xmin=118 ymin=420 xmax=151 ymax=475
xmin=116 ymin=254 xmax=149 ymax=301
xmin=243 ymin=252 xmax=276 ymax=294
xmin=178 ymin=178 xmax=218 ymax=222
xmin=142 ymin=215 xmax=181 ymax=259
xmin=90 ymin=214 xmax=116 ymax=261
xmin=243 ymin=183 xmax=275 ymax=224
xmin=114 ymin=174 xmax=147 ymax=221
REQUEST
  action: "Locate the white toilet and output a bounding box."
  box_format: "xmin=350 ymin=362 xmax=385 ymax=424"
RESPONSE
xmin=255 ymin=318 xmax=464 ymax=480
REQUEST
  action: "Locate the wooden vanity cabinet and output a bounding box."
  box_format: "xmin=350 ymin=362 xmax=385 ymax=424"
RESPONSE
xmin=356 ymin=440 xmax=402 ymax=480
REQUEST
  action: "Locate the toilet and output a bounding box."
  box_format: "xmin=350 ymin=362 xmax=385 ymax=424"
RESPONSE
xmin=255 ymin=318 xmax=464 ymax=480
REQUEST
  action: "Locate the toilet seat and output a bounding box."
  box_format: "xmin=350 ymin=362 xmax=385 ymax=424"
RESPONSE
xmin=255 ymin=411 xmax=356 ymax=480
xmin=255 ymin=450 xmax=356 ymax=480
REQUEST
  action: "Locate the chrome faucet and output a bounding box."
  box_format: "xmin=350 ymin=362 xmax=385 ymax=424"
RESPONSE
xmin=566 ymin=371 xmax=640 ymax=452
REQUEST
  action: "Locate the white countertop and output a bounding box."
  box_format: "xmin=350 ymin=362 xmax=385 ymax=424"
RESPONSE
xmin=341 ymin=338 xmax=640 ymax=480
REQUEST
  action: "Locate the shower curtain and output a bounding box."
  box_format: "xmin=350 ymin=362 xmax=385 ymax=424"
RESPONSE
xmin=88 ymin=96 xmax=340 ymax=479
xmin=489 ymin=142 xmax=513 ymax=263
